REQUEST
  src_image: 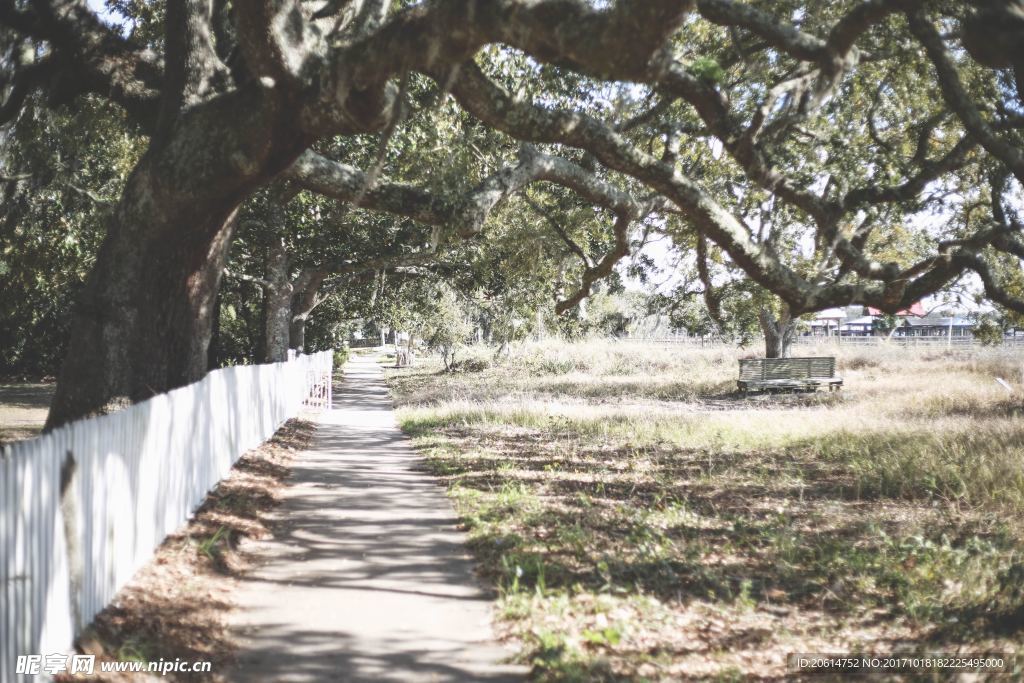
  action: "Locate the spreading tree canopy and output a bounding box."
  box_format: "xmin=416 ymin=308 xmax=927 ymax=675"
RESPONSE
xmin=1 ymin=0 xmax=1022 ymax=428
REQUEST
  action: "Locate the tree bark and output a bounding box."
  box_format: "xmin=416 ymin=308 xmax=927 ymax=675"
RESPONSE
xmin=289 ymin=317 xmax=307 ymax=352
xmin=46 ymin=165 xmax=238 ymax=429
xmin=758 ymin=305 xmax=796 ymax=359
xmin=289 ymin=270 xmax=328 ymax=352
xmin=45 ymin=85 xmax=310 ymax=430
xmin=262 ymin=237 xmax=292 ymax=363
xmin=207 ymin=288 xmax=223 ymax=370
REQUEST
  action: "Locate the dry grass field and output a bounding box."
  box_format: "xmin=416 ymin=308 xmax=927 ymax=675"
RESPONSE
xmin=386 ymin=341 xmax=1024 ymax=681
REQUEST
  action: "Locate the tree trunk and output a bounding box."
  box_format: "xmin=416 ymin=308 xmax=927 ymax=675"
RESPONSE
xmin=254 ymin=286 xmax=268 ymax=363
xmin=289 ymin=317 xmax=307 ymax=352
xmin=758 ymin=305 xmax=796 ymax=359
xmin=289 ymin=270 xmax=328 ymax=353
xmin=207 ymin=289 xmax=223 ymax=370
xmin=262 ymin=237 xmax=292 ymax=363
xmin=45 ymin=85 xmax=312 ymax=430
xmin=46 ymin=171 xmax=239 ymax=429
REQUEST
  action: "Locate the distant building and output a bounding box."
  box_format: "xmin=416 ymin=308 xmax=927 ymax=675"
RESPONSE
xmin=807 ymin=302 xmax=976 ymax=338
xmin=808 ymin=307 xmax=848 ymax=337
xmin=893 ymin=314 xmax=974 ymax=338
xmin=866 ymin=302 xmax=927 ymax=318
xmin=838 ymin=315 xmax=875 ymax=337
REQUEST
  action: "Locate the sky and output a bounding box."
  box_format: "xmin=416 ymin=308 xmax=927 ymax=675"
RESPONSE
xmin=86 ymin=0 xmax=120 ymax=25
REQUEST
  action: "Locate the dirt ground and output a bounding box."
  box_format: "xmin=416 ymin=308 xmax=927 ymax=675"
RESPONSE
xmin=59 ymin=418 xmax=316 ymax=682
xmin=387 ymin=342 xmax=1024 ymax=681
xmin=0 ymin=382 xmax=54 ymax=446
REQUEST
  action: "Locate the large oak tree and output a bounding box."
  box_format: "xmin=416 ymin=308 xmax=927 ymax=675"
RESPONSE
xmin=1 ymin=0 xmax=1022 ymax=428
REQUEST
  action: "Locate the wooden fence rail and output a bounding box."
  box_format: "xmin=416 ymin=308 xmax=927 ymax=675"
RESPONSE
xmin=614 ymin=336 xmax=1024 ymax=349
xmin=0 ymin=351 xmax=333 ymax=681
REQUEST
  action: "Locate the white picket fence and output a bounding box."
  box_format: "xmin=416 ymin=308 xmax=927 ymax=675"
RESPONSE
xmin=0 ymin=351 xmax=333 ymax=681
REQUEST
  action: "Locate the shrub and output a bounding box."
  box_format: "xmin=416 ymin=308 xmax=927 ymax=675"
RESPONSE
xmin=333 ymin=346 xmax=350 ymax=370
xmin=841 ymin=354 xmax=880 ymax=371
xmin=454 ymin=356 xmax=491 ymax=373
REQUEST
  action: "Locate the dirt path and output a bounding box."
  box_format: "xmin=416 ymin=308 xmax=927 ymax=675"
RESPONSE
xmin=226 ymin=355 xmax=524 ymax=682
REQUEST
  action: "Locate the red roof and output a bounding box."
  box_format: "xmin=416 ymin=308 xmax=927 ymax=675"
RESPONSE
xmin=867 ymin=301 xmax=926 ymax=317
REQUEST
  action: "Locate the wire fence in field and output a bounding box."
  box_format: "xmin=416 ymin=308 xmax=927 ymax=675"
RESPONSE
xmin=613 ymin=335 xmax=1024 ymax=350
xmin=0 ymin=351 xmax=332 ymax=681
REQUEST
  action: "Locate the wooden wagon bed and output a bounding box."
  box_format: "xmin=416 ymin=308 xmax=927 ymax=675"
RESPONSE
xmin=738 ymin=357 xmax=843 ymax=393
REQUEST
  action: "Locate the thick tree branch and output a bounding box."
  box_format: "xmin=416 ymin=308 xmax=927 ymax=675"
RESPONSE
xmin=437 ymin=60 xmax=1010 ymax=314
xmin=697 ymin=0 xmax=826 ymax=61
xmin=522 ymin=195 xmax=593 ymax=269
xmin=555 ymin=213 xmax=634 ymax=314
xmin=963 ymin=253 xmax=1024 ymax=315
xmin=907 ymin=11 xmax=1024 ymax=184
xmin=287 ymin=144 xmax=670 ymax=312
xmin=297 ymin=0 xmax=692 ymax=136
xmin=232 ymin=0 xmax=322 ymax=86
xmin=223 ymin=268 xmax=273 ymax=289
xmin=286 ymin=146 xmax=668 ymax=239
xmin=0 ymin=56 xmax=56 ymax=125
xmin=159 ymin=0 xmax=231 ymax=138
xmin=1 ymin=0 xmax=163 ymax=128
xmin=284 ymin=151 xmax=451 ymax=224
xmin=290 ymin=268 xmax=329 ymax=321
xmin=698 ymin=0 xmax=911 ymax=63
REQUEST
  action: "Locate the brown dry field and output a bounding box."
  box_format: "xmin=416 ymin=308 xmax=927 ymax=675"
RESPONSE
xmin=388 ymin=340 xmax=1024 ymax=681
